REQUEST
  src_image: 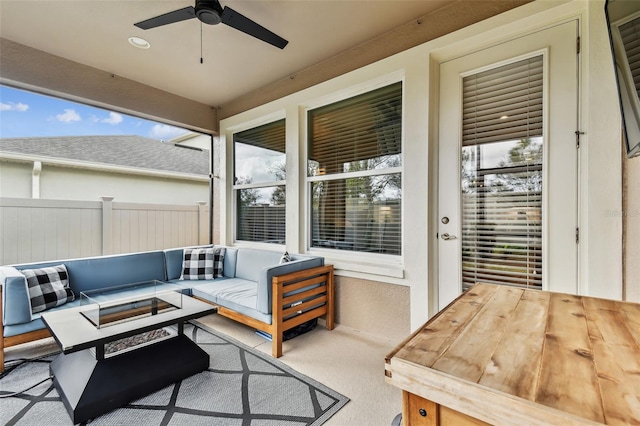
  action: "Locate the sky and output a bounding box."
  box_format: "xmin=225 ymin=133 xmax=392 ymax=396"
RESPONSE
xmin=0 ymin=85 xmax=190 ymax=141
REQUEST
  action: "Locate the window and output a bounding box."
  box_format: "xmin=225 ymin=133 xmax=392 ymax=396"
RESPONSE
xmin=307 ymin=82 xmax=402 ymax=255
xmin=461 ymin=56 xmax=543 ymax=289
xmin=233 ymin=119 xmax=286 ymax=244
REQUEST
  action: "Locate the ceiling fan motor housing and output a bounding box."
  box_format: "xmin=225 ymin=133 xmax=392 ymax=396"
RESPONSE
xmin=196 ymin=0 xmax=223 ymax=25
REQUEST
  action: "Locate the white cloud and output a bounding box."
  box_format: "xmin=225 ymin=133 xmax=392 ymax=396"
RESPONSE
xmin=56 ymin=109 xmax=81 ymax=123
xmin=101 ymin=112 xmax=123 ymax=125
xmin=0 ymin=102 xmax=29 ymax=112
xmin=149 ymin=124 xmax=188 ymax=140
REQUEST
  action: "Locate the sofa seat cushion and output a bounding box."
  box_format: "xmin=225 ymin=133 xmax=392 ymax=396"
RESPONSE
xmin=191 ymin=278 xmax=272 ymax=325
xmin=164 ymin=279 xmax=196 ymax=295
xmin=3 ymin=298 xmax=83 ymax=338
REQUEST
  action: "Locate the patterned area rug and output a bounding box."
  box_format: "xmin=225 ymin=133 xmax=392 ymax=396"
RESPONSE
xmin=0 ymin=323 xmax=349 ymax=426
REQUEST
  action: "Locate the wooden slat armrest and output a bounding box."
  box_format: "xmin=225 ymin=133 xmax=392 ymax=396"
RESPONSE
xmin=272 ymin=264 xmax=335 ymax=286
xmin=271 ymin=264 xmax=335 ymax=358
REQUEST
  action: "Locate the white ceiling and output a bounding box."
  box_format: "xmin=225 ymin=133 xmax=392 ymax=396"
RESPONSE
xmin=0 ymin=0 xmax=453 ymax=108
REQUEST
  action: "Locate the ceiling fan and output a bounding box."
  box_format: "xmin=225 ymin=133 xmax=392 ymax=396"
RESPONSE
xmin=134 ymin=0 xmax=288 ymax=49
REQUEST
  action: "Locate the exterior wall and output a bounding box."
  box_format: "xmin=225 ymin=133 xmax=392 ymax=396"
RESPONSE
xmin=335 ymin=276 xmax=410 ymax=342
xmin=583 ymin=0 xmax=624 ymax=299
xmin=0 ymin=159 xmax=209 ymax=204
xmin=219 ymin=0 xmax=624 ymax=334
xmin=624 ymin=155 xmax=640 ymax=303
xmin=0 ymin=161 xmax=31 ymax=197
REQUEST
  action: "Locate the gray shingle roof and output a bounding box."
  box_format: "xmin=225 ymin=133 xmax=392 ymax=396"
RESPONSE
xmin=0 ymin=135 xmax=210 ymax=175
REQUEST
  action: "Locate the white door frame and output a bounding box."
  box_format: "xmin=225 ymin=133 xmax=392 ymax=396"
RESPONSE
xmin=434 ymin=20 xmax=580 ymax=310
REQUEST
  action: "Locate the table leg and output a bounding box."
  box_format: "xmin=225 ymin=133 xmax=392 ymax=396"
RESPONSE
xmin=96 ymin=344 xmax=105 ymax=361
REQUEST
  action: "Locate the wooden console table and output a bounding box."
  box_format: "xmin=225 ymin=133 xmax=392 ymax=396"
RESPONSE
xmin=385 ymin=283 xmax=640 ymax=425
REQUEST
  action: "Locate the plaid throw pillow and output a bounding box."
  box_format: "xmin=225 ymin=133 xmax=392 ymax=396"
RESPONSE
xmin=180 ymin=247 xmax=225 ymax=280
xmin=22 ymin=264 xmax=75 ymax=314
xmin=279 ymin=251 xmax=292 ymax=264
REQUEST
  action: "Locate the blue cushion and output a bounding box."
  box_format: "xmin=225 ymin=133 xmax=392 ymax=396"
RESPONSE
xmin=3 ymin=298 xmax=83 ymax=338
xmin=235 ymin=249 xmax=282 ymax=282
xmin=1 ymin=266 xmax=33 ymax=326
xmin=191 ymin=278 xmax=271 ymax=325
xmin=256 ymin=257 xmax=325 ymax=314
xmin=13 ymin=251 xmax=167 ymax=294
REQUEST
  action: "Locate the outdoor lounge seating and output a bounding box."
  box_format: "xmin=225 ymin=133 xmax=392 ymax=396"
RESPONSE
xmin=0 ymin=245 xmax=334 ymax=372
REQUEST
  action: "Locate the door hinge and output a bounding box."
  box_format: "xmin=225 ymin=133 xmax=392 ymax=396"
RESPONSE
xmin=575 ymin=130 xmax=584 ymax=148
xmin=576 ymin=227 xmax=580 ymax=244
xmin=577 ymin=36 xmax=581 ymax=54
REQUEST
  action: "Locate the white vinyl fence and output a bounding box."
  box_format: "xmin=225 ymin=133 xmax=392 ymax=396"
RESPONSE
xmin=0 ymin=197 xmax=209 ymax=265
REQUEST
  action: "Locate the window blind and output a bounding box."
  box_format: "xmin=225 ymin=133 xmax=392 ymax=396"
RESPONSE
xmin=237 ymin=191 xmax=286 ymax=244
xmin=461 ymin=56 xmax=544 ymax=290
xmin=311 ymin=176 xmax=401 ymax=254
xmin=462 ymin=56 xmax=543 ymax=146
xmin=234 ymin=119 xmax=286 ymax=153
xmin=308 ymin=82 xmax=402 ymax=175
xmin=619 ymin=16 xmax=640 ymax=100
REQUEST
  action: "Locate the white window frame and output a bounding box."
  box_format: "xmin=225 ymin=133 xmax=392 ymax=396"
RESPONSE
xmin=230 ymin=116 xmax=287 ymax=248
xmin=302 ymin=77 xmax=405 ymax=272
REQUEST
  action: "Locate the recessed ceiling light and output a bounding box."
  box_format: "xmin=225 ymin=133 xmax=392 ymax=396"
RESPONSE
xmin=128 ymin=36 xmax=150 ymax=49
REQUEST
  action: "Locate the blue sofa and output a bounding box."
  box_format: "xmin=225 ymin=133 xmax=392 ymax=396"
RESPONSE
xmin=0 ymin=246 xmax=335 ymax=372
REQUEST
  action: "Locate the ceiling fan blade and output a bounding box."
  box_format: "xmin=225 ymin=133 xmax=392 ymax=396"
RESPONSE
xmin=134 ymin=6 xmax=197 ymax=30
xmin=221 ymin=6 xmax=288 ymax=49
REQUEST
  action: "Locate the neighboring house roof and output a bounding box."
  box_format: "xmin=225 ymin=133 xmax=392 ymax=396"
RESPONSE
xmin=0 ymin=135 xmax=210 ymax=176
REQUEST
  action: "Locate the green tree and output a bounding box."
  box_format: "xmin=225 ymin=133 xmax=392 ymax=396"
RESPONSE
xmin=269 ymin=162 xmax=286 ymax=205
xmin=345 ymin=155 xmax=401 ymax=202
xmin=494 ymin=138 xmax=542 ymax=192
xmin=235 ymin=177 xmax=259 ymax=206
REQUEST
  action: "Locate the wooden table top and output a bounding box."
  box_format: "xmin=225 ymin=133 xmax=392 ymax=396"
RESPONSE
xmin=385 ymin=283 xmax=640 ymax=425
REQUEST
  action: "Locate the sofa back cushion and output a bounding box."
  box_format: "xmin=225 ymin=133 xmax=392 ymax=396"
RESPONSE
xmin=235 ymin=249 xmax=283 ymax=282
xmin=222 ymin=247 xmax=238 ymax=278
xmin=14 ymin=251 xmax=167 ymax=294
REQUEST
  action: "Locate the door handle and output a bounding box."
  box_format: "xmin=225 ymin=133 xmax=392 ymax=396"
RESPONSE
xmin=441 ymin=233 xmax=457 ymax=240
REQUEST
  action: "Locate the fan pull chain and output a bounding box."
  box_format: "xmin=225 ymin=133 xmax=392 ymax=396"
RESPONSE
xmin=200 ymin=21 xmax=204 ymax=64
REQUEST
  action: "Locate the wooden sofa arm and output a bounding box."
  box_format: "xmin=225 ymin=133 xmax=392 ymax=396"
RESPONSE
xmin=271 ymin=264 xmax=335 ymax=357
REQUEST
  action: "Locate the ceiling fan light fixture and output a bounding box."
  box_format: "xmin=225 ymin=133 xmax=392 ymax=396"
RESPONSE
xmin=128 ymin=36 xmax=151 ymax=49
xmin=196 ymin=7 xmax=221 ymax=25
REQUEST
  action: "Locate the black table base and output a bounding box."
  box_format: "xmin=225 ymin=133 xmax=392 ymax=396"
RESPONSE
xmin=50 ymin=334 xmax=209 ymax=424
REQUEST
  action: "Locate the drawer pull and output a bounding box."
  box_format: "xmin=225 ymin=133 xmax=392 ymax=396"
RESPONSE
xmin=419 ymin=408 xmax=427 ymax=417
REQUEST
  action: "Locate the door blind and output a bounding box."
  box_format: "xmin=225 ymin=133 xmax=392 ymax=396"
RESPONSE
xmin=461 ymin=56 xmax=544 ymax=290
xmin=462 ymin=56 xmax=543 ymax=146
